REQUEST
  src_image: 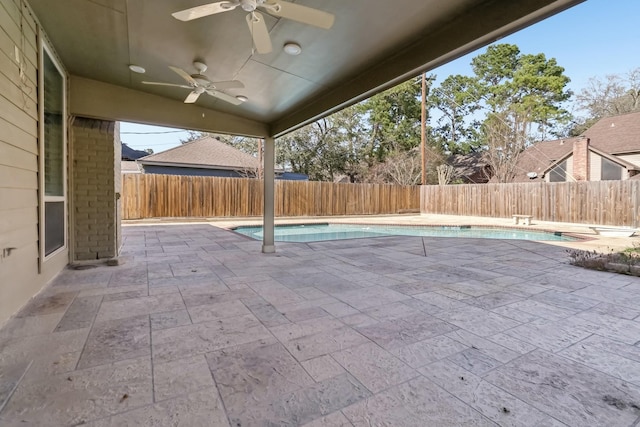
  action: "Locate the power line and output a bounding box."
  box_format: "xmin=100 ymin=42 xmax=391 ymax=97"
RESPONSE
xmin=123 ymin=142 xmax=183 ymax=149
xmin=121 ymin=130 xmax=188 ymax=135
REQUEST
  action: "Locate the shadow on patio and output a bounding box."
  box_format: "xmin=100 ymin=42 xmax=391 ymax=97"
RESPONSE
xmin=2 ymin=224 xmax=640 ymax=426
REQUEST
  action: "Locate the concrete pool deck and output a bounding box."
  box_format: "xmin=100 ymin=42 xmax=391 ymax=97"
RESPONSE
xmin=1 ymin=218 xmax=640 ymax=425
xmin=130 ymin=213 xmax=640 ymax=252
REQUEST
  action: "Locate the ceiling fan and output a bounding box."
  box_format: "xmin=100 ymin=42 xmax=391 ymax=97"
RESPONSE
xmin=172 ymin=0 xmax=335 ymax=54
xmin=142 ymin=61 xmax=245 ymax=105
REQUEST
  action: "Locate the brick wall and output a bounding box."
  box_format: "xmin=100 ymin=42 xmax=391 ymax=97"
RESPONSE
xmin=71 ymin=117 xmax=118 ymax=260
xmin=572 ymin=137 xmax=589 ymax=181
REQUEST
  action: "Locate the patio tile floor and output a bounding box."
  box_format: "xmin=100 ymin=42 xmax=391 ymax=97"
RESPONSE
xmin=1 ymin=223 xmax=640 ymax=426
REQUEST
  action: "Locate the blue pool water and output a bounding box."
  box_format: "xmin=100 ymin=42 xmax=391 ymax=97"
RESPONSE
xmin=233 ymin=223 xmax=576 ymax=243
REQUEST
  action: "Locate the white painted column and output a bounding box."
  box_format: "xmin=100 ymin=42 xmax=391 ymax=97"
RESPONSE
xmin=262 ymin=136 xmax=275 ymax=253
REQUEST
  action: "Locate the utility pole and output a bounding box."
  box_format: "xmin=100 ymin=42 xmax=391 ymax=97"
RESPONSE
xmin=421 ymin=72 xmax=427 ymax=185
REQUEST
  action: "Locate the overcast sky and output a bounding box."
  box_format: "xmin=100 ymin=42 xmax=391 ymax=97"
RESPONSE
xmin=121 ymin=0 xmax=640 ymax=153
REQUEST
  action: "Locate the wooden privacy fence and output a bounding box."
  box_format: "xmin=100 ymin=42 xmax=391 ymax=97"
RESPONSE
xmin=421 ymin=180 xmax=640 ymax=227
xmin=121 ymin=174 xmax=420 ymax=219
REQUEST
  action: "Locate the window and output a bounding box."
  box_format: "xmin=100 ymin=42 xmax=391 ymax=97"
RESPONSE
xmin=601 ymin=157 xmax=622 ymax=181
xmin=548 ymin=160 xmax=566 ymax=182
xmin=41 ymin=44 xmax=66 ymax=258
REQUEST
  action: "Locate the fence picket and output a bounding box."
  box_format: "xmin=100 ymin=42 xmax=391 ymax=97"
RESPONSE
xmin=420 ymin=181 xmax=640 ymax=226
xmin=121 ymin=174 xmax=420 ymax=219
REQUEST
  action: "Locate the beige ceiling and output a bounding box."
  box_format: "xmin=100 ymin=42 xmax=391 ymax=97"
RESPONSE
xmin=28 ymin=0 xmax=584 ymax=137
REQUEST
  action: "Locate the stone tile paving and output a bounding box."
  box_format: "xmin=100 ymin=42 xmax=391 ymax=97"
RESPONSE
xmin=0 ymin=224 xmax=640 ymax=425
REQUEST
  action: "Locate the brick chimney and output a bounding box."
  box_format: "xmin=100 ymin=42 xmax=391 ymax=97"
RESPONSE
xmin=572 ymin=137 xmax=589 ymax=181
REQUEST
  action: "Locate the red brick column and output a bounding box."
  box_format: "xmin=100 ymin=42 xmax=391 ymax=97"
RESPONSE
xmin=572 ymin=137 xmax=590 ymax=181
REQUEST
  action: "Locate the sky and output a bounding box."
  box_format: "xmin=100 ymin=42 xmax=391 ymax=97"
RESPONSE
xmin=120 ymin=0 xmax=640 ymax=153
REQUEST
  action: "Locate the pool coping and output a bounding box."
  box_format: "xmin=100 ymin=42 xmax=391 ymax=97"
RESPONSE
xmin=228 ymin=221 xmax=588 ymax=243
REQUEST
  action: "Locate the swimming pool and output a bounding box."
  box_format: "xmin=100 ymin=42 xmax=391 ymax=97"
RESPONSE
xmin=233 ymin=223 xmax=577 ymax=243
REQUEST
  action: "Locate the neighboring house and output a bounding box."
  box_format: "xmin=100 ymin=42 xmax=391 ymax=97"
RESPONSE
xmin=449 ymin=152 xmax=491 ymax=184
xmin=136 ymin=136 xmax=305 ymax=180
xmin=121 ymin=161 xmax=142 ymax=174
xmin=121 ymin=143 xmax=147 ymax=174
xmin=121 ymin=143 xmax=149 ymax=160
xmin=513 ymin=112 xmax=640 ymax=182
xmin=138 ymin=137 xmax=262 ymax=178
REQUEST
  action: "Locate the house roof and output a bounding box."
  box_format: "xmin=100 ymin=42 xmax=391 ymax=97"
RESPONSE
xmin=512 ymin=111 xmax=640 ymax=182
xmin=26 ymin=0 xmax=584 ymax=138
xmin=121 ymin=144 xmax=149 ymax=160
xmin=138 ymin=137 xmax=259 ymax=171
xmin=121 ymin=161 xmax=142 ymax=173
xmin=583 ymin=111 xmax=640 ymax=154
xmin=511 ymin=137 xmax=577 ymax=182
xmin=449 ymin=152 xmax=490 ymax=184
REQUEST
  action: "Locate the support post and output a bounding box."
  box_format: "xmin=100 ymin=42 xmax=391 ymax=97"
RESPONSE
xmin=262 ymin=136 xmax=275 ymax=253
xmin=421 ymin=72 xmax=427 ymax=185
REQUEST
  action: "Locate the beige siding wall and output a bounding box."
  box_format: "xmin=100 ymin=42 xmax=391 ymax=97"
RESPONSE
xmin=589 ymin=151 xmax=602 ymax=181
xmin=566 ymin=154 xmax=573 ymax=181
xmin=71 ymin=117 xmax=118 ymax=260
xmin=0 ymin=0 xmax=68 ymax=325
xmin=619 ymin=153 xmax=640 ymax=167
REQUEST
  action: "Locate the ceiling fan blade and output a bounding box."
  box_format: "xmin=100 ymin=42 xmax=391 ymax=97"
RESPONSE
xmin=141 ymin=81 xmax=192 ymax=89
xmin=169 ymin=66 xmax=197 ymax=85
xmin=172 ymin=1 xmax=238 ymax=21
xmin=184 ymin=91 xmax=201 ymax=103
xmin=211 ymin=80 xmax=244 ymax=90
xmin=205 ymin=89 xmax=242 ymax=105
xmin=246 ymin=12 xmax=272 ymax=54
xmin=263 ymin=0 xmax=334 ymax=29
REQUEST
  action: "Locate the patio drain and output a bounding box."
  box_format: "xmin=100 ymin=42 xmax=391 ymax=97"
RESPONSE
xmin=71 ymin=264 xmax=98 ymax=270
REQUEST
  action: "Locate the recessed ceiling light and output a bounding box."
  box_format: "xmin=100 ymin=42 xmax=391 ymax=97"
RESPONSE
xmin=283 ymin=42 xmax=302 ymax=56
xmin=128 ymin=64 xmax=146 ymax=74
xmin=236 ymin=95 xmax=248 ymax=103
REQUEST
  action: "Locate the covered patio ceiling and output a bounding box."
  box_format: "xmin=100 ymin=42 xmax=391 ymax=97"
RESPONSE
xmin=30 ymin=0 xmax=584 ymax=138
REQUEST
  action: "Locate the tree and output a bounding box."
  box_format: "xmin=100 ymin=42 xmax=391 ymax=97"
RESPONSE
xmin=472 ymin=43 xmax=520 ymax=112
xmin=481 ymin=108 xmax=530 ymax=183
xmin=358 ymin=78 xmax=424 ymax=162
xmin=576 ymin=67 xmax=640 ymax=120
xmin=472 ymin=44 xmax=572 ymax=139
xmin=276 ymin=79 xmax=435 ymax=183
xmin=365 ymin=149 xmax=422 ymax=186
xmin=276 ymin=113 xmax=351 ymax=182
xmin=436 ymin=164 xmax=458 ymax=185
xmin=429 ymin=75 xmax=481 ymax=154
xmin=180 ymin=130 xmax=204 ymax=143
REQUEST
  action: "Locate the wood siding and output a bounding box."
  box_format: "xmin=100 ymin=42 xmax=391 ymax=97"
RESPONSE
xmin=0 ymin=0 xmax=69 ymax=325
xmin=0 ymin=0 xmax=42 ymax=323
xmin=589 ymin=151 xmax=601 ymax=181
xmin=421 ymin=181 xmax=640 ymax=227
xmin=121 ymin=174 xmax=420 ymax=219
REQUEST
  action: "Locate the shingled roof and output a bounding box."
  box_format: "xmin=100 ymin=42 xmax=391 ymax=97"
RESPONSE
xmin=583 ymin=111 xmax=640 ymax=154
xmin=121 ymin=143 xmax=149 ymax=160
xmin=512 ymin=111 xmax=640 ymax=182
xmin=511 ymin=137 xmax=577 ymax=182
xmin=139 ymin=137 xmax=259 ymax=171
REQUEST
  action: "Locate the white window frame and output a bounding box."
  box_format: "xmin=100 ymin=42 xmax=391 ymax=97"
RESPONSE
xmin=38 ymin=38 xmax=68 ymax=262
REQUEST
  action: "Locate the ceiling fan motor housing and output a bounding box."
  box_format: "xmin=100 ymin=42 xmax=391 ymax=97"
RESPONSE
xmin=240 ymin=0 xmax=258 ymax=12
xmin=192 ymin=74 xmax=211 ymax=86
